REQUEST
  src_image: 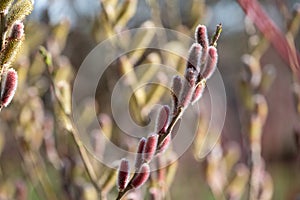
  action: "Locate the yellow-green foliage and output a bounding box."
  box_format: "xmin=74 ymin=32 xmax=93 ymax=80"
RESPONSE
xmin=6 ymin=0 xmax=33 ymax=28
xmin=0 ymin=37 xmax=23 ymax=67
xmin=0 ymin=1 xmax=299 ymax=200
xmin=0 ymin=0 xmax=14 ymax=13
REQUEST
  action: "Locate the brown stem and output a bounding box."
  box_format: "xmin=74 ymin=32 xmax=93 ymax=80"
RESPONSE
xmin=116 ymin=184 xmax=133 ymax=200
xmin=157 ymin=106 xmax=184 ymax=148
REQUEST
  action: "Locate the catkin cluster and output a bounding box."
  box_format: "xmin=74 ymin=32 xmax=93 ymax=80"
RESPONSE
xmin=0 ymin=0 xmax=33 ymax=110
xmin=116 ymin=24 xmax=221 ymax=200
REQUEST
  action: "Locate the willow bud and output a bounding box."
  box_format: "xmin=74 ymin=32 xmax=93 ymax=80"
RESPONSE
xmin=155 ymin=105 xmax=170 ymax=134
xmin=11 ymin=21 xmax=24 ymax=40
xmin=187 ymin=43 xmax=202 ymax=73
xmin=135 ymin=137 xmax=146 ymax=169
xmin=131 ymin=163 xmax=150 ymax=189
xmin=195 ymin=25 xmax=209 ymax=65
xmin=202 ymin=46 xmax=218 ymax=80
xmin=0 ymin=68 xmax=18 ymax=108
xmin=191 ymin=79 xmax=206 ymax=104
xmin=171 ymin=75 xmax=182 ymax=114
xmin=179 ymin=68 xmax=197 ymax=108
xmin=142 ymin=134 xmax=158 ymax=162
xmin=117 ymin=159 xmax=130 ymax=191
xmin=195 ymin=25 xmax=209 ymax=49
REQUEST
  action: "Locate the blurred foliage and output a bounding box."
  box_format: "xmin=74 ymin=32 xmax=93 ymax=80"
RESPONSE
xmin=0 ymin=0 xmax=299 ymax=200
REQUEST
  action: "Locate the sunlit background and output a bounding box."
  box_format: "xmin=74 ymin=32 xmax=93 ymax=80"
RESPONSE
xmin=0 ymin=0 xmax=299 ymax=199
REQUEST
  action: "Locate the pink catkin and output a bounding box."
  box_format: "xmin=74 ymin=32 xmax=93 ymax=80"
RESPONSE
xmin=191 ymin=80 xmax=206 ymax=104
xmin=142 ymin=134 xmax=158 ymax=162
xmin=11 ymin=21 xmax=24 ymax=40
xmin=171 ymin=75 xmax=182 ymax=114
xmin=180 ymin=68 xmax=197 ymax=108
xmin=135 ymin=137 xmax=146 ymax=169
xmin=0 ymin=68 xmax=18 ymax=108
xmin=195 ymin=25 xmax=209 ymax=49
xmin=131 ymin=163 xmax=150 ymax=189
xmin=202 ymin=46 xmax=218 ymax=80
xmin=117 ymin=159 xmax=130 ymax=191
xmin=172 ymin=76 xmax=182 ymax=99
xmin=195 ymin=25 xmax=209 ymax=65
xmin=155 ymin=105 xmax=170 ymax=134
xmin=186 ymin=43 xmax=202 ymax=73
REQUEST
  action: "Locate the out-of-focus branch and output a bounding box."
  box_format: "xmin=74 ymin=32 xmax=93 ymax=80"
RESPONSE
xmin=39 ymin=46 xmax=102 ymax=195
xmin=237 ymin=0 xmax=300 ymax=78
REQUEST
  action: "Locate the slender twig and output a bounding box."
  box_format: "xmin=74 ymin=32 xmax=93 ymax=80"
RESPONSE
xmin=157 ymin=106 xmax=184 ymax=147
xmin=68 ymin=122 xmax=102 ymax=193
xmin=210 ymin=23 xmax=222 ymax=47
xmin=116 ymin=23 xmax=223 ymax=200
xmin=39 ymin=47 xmax=102 ymax=194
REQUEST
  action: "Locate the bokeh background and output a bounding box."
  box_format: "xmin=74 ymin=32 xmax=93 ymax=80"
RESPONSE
xmin=0 ymin=0 xmax=300 ymax=199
